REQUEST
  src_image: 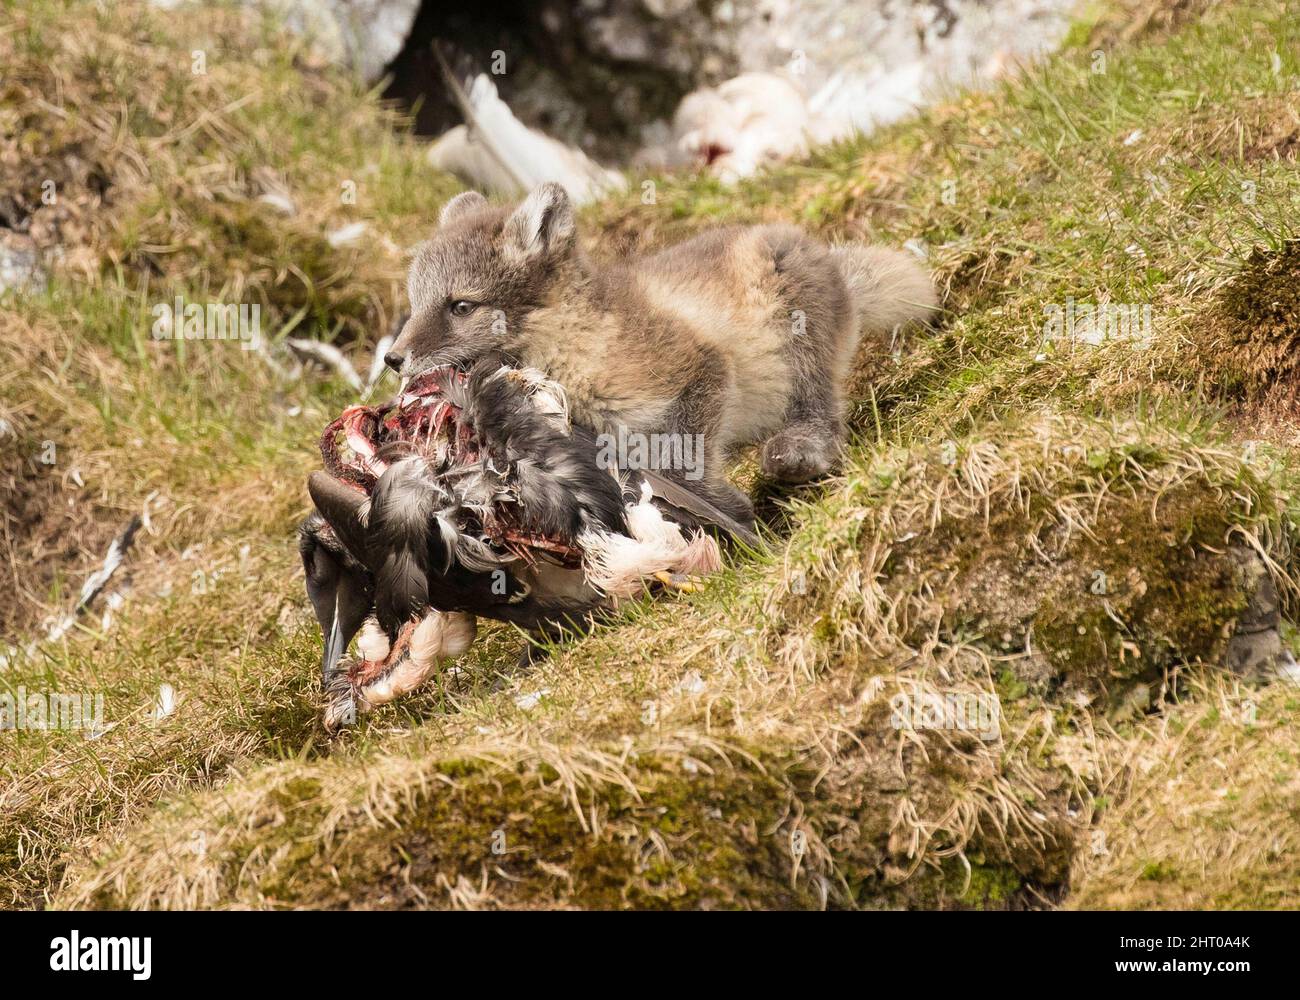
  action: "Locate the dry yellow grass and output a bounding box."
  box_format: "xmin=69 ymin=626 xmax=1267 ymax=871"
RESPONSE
xmin=1071 ymin=675 xmax=1300 ymax=909
xmin=44 ymin=408 xmax=1296 ymax=909
xmin=3 ymin=0 xmax=1300 ymax=909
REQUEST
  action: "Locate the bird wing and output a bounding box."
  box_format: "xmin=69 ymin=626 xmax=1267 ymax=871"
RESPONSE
xmin=308 ymin=471 xmax=372 ymax=569
xmin=636 ymin=469 xmax=760 ymax=548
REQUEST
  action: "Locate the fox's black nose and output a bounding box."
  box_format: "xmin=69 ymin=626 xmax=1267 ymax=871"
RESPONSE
xmin=384 ymin=350 xmax=406 ymax=373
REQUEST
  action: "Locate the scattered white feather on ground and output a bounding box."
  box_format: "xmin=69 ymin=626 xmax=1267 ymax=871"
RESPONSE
xmin=514 ymin=688 xmax=551 ymax=711
xmin=153 ymin=683 xmax=177 ymax=721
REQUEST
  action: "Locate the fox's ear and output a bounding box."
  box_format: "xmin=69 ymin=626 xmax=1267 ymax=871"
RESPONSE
xmin=438 ymin=191 xmax=488 ymax=227
xmin=503 ymin=182 xmax=575 ymax=262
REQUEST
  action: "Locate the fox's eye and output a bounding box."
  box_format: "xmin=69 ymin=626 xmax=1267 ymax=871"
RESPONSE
xmin=449 ymin=300 xmax=478 ymax=318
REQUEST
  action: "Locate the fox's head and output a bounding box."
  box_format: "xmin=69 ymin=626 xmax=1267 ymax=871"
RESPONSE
xmin=386 ymin=183 xmax=578 ymax=378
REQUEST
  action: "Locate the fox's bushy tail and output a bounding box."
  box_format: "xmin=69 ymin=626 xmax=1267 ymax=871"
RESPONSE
xmin=830 ymin=244 xmax=938 ymax=340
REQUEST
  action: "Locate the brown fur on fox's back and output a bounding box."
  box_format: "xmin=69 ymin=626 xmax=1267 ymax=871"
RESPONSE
xmin=389 ymin=184 xmax=937 ymax=515
xmin=626 ymin=225 xmax=853 ymax=448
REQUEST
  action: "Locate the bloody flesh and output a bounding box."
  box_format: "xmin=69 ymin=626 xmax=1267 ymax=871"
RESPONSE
xmin=318 ymin=367 xmax=585 ymax=565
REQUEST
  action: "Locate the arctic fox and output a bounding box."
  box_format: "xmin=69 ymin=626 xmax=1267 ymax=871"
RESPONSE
xmin=386 ymin=183 xmax=937 ymax=520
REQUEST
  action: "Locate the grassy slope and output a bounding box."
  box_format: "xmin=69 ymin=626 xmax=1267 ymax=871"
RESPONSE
xmin=3 ymin=0 xmax=1299 ymax=909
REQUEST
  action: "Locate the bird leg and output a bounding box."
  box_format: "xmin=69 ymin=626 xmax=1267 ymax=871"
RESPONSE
xmin=652 ymin=570 xmax=707 ymax=593
xmin=349 ymin=617 xmax=419 ymax=688
xmin=324 ymin=610 xmax=477 ymax=732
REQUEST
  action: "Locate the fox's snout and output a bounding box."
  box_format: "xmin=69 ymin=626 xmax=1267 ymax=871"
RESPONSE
xmin=386 ymin=310 xmax=446 ymax=374
xmin=384 ymin=315 xmax=430 ymax=375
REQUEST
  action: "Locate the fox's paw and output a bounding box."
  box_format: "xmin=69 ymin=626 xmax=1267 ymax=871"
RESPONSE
xmin=761 ymin=428 xmax=836 ymax=484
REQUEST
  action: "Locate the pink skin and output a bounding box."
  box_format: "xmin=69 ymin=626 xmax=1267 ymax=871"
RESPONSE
xmin=322 ymin=368 xmax=472 ymax=488
xmin=341 ymin=406 xmax=389 ymax=478
xmin=349 ymin=618 xmax=419 ymax=687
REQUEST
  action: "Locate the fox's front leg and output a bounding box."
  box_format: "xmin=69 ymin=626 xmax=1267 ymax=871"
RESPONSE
xmin=760 ymin=293 xmax=854 ymax=485
xmin=659 ymin=351 xmax=756 ymax=525
xmin=760 ymin=389 xmax=844 ymax=484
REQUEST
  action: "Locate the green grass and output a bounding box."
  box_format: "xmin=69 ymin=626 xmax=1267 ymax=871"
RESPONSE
xmin=3 ymin=0 xmax=1300 ymax=909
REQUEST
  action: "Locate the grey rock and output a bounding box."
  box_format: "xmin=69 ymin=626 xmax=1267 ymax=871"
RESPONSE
xmin=0 ymin=234 xmax=46 ymax=296
xmin=151 ymin=0 xmax=421 ymax=82
xmin=1226 ymin=548 xmax=1285 ymax=678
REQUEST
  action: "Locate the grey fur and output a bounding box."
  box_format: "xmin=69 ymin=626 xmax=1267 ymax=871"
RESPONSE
xmin=391 ymin=183 xmax=938 ymax=509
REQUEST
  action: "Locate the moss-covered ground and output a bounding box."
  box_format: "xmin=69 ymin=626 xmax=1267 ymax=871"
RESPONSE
xmin=2 ymin=0 xmax=1299 ymax=909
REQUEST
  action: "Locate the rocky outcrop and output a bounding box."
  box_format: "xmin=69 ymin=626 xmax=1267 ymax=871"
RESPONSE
xmin=150 ymin=0 xmax=421 ymax=82
xmin=387 ymin=0 xmax=1077 ymax=162
xmin=149 ymin=1 xmax=1077 ymax=167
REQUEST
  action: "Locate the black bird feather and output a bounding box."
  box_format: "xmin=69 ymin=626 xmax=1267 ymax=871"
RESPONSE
xmin=304 ymin=357 xmax=757 ymax=718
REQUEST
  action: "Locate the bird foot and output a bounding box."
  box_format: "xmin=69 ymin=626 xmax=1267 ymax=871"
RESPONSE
xmin=322 ymin=611 xmax=477 ymax=732
xmin=322 ymin=669 xmax=360 ymax=732
xmin=652 ymin=570 xmax=706 ymax=593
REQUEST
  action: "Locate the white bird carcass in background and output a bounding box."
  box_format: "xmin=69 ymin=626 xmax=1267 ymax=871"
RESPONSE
xmin=670 ymin=71 xmax=852 ymax=183
xmin=427 ymin=73 xmax=626 ymax=206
